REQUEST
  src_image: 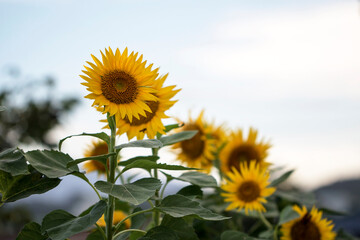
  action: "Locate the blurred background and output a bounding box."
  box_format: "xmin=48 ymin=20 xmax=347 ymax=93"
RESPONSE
xmin=0 ymin=0 xmax=359 ymax=238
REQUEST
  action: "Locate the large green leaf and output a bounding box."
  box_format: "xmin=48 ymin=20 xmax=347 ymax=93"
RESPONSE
xmin=41 ymin=200 xmax=106 ymax=240
xmin=177 ymin=185 xmax=203 ymax=199
xmin=59 ymin=132 xmax=110 ymax=150
xmin=269 ymin=170 xmax=294 ymax=187
xmin=159 ymin=131 xmax=197 ymax=146
xmin=139 ymin=226 xmax=178 ymax=240
xmin=160 ymin=215 xmax=199 ymax=240
xmin=115 ymin=207 xmax=149 ymax=240
xmin=25 ymin=150 xmax=79 ymax=178
xmin=115 ymin=139 xmax=163 ymax=149
xmin=0 ymin=148 xmax=29 ymax=176
xmin=0 ymin=168 xmax=61 ymax=203
xmin=86 ymin=229 xmax=105 ymax=240
xmin=118 ymin=156 xmax=159 ymax=166
xmin=16 ymin=222 xmax=48 ymax=240
xmin=121 ymin=160 xmax=197 ymax=173
xmin=176 ymin=172 xmax=218 ymax=188
xmin=278 ymin=205 xmax=300 ymax=225
xmin=157 ymin=194 xmax=229 ymax=221
xmin=221 ymin=231 xmax=261 ymax=240
xmin=95 ymin=178 xmax=161 ymax=205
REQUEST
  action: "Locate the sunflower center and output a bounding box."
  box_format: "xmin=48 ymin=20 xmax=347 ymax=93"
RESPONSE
xmin=236 ymin=180 xmax=261 ymax=202
xmin=101 ymin=70 xmax=138 ymax=104
xmin=181 ymin=124 xmax=205 ymax=159
xmin=290 ymin=213 xmax=321 ymax=240
xmin=228 ymin=144 xmax=260 ymax=171
xmin=124 ymin=100 xmax=159 ymax=126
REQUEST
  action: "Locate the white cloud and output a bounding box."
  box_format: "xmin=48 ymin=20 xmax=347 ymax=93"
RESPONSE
xmin=178 ymin=2 xmax=360 ymax=100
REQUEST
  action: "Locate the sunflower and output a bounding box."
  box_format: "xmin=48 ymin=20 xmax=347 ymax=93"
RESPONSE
xmin=114 ymin=73 xmax=180 ymax=140
xmin=81 ymin=47 xmax=159 ymax=122
xmin=221 ymin=160 xmax=275 ymax=214
xmin=220 ymin=128 xmax=271 ymax=174
xmin=281 ymin=205 xmax=336 ymax=240
xmin=96 ymin=210 xmax=131 ymax=229
xmin=172 ymin=111 xmax=216 ymax=173
xmin=83 ymin=140 xmax=109 ymax=174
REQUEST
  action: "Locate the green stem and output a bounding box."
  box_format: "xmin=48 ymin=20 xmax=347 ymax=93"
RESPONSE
xmin=113 ymin=208 xmax=154 ymax=234
xmin=258 ymin=211 xmax=273 ymax=230
xmin=273 ymin=225 xmax=279 ymax=240
xmin=95 ymin=223 xmax=107 ymax=240
xmin=105 ymin=114 xmax=117 ymax=240
xmin=113 ymin=229 xmax=146 ymax=239
xmin=151 ymin=148 xmax=160 ymax=226
xmin=147 ymin=199 xmax=155 ymax=208
xmin=160 ymin=180 xmax=170 ymax=199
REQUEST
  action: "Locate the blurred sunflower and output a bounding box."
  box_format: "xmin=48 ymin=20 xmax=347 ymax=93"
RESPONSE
xmin=115 ymin=74 xmax=180 ymax=140
xmin=96 ymin=210 xmax=131 ymax=229
xmin=220 ymin=128 xmax=270 ymax=173
xmin=173 ymin=111 xmax=216 ymax=173
xmin=83 ymin=140 xmax=109 ymax=174
xmin=221 ymin=160 xmax=275 ymax=214
xmin=81 ymin=47 xmax=159 ymax=122
xmin=281 ymin=205 xmax=336 ymax=240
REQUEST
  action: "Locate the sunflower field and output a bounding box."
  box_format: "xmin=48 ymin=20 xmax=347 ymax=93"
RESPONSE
xmin=0 ymin=47 xmax=358 ymax=240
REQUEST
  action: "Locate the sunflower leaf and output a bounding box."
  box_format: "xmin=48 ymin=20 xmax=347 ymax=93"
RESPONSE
xmin=121 ymin=160 xmax=198 ymax=174
xmin=68 ymin=152 xmax=116 ymax=168
xmin=24 ymin=150 xmax=79 ymax=178
xmin=176 ymin=172 xmax=218 ymax=188
xmin=160 ymin=215 xmax=199 ymax=240
xmin=177 ymin=185 xmax=203 ymax=200
xmin=278 ymin=205 xmax=300 ymax=225
xmin=0 ymin=167 xmax=61 ymax=203
xmin=159 ymin=131 xmax=198 ymax=146
xmin=138 ymin=226 xmax=178 ymax=240
xmin=41 ymin=200 xmax=106 ymax=240
xmin=118 ymin=155 xmax=159 ymax=166
xmin=95 ymin=178 xmax=161 ymax=205
xmin=269 ymin=170 xmax=294 ymax=187
xmin=59 ymin=132 xmax=110 ymax=151
xmin=16 ymin=222 xmax=49 ymax=240
xmin=0 ymin=148 xmax=29 ymax=176
xmin=221 ymin=230 xmax=262 ymax=240
xmin=156 ymin=194 xmax=229 ymax=221
xmin=156 ymin=123 xmax=184 ymax=139
xmin=115 ymin=139 xmax=163 ymax=149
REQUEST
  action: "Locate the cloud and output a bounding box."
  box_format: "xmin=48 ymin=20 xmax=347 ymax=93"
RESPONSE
xmin=178 ymin=1 xmax=360 ymax=100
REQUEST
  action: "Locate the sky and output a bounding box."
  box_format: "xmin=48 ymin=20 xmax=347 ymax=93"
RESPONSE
xmin=0 ymin=0 xmax=360 ymax=200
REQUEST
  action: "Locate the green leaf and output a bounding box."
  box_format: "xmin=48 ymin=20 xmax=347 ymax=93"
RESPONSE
xmin=278 ymin=205 xmax=300 ymax=225
xmin=118 ymin=155 xmax=159 ymax=166
xmin=95 ymin=178 xmax=161 ymax=205
xmin=86 ymin=229 xmax=105 ymax=240
xmin=161 ymin=215 xmax=199 ymax=240
xmin=269 ymin=170 xmax=294 ymax=187
xmin=336 ymin=229 xmax=359 ymax=240
xmin=159 ymin=131 xmax=198 ymax=146
xmin=139 ymin=226 xmax=178 ymax=240
xmin=0 ymin=148 xmax=29 ymax=176
xmin=115 ymin=139 xmax=163 ymax=149
xmin=177 ymin=185 xmax=203 ymax=199
xmin=121 ymin=160 xmax=197 ymax=174
xmin=59 ymin=132 xmax=110 ymax=151
xmin=41 ymin=200 xmax=106 ymax=240
xmin=275 ymin=190 xmax=316 ymax=206
xmin=115 ymin=207 xmax=149 ymax=240
xmin=68 ymin=152 xmax=116 ymax=168
xmin=319 ymin=207 xmax=347 ymax=216
xmin=24 ymin=150 xmax=79 ymax=178
xmin=176 ymin=172 xmax=218 ymax=188
xmin=156 ymin=123 xmax=184 ymax=139
xmin=157 ymin=194 xmax=229 ymax=221
xmin=0 ymin=168 xmax=61 ymax=203
xmin=221 ymin=230 xmax=261 ymax=240
xmin=16 ymin=222 xmax=48 ymax=240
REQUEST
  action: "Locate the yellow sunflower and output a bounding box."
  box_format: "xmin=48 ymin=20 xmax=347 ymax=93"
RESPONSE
xmin=221 ymin=160 xmax=275 ymax=214
xmin=220 ymin=128 xmax=271 ymax=174
xmin=83 ymin=140 xmax=109 ymax=174
xmin=96 ymin=210 xmax=131 ymax=229
xmin=81 ymin=47 xmax=159 ymax=122
xmin=281 ymin=205 xmax=336 ymax=240
xmin=172 ymin=111 xmax=217 ymax=173
xmin=115 ymin=73 xmax=180 ymax=140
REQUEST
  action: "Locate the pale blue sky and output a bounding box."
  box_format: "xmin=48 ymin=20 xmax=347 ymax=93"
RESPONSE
xmin=1 ymin=0 xmax=359 ymax=199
